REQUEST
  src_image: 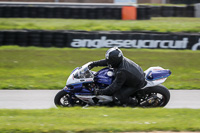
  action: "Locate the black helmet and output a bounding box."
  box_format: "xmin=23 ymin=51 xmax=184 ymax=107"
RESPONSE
xmin=105 ymin=47 xmax=123 ymax=68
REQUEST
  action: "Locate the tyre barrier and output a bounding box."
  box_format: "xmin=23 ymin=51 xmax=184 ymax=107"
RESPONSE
xmin=137 ymin=7 xmax=151 ymax=20
xmin=0 ymin=30 xmax=200 ymax=50
xmin=150 ymin=5 xmax=195 ymax=17
xmin=0 ymin=3 xmax=152 ymax=20
xmin=0 ymin=4 xmax=197 ymax=19
xmin=169 ymin=0 xmax=200 ymax=4
xmin=0 ymin=5 xmax=133 ymax=19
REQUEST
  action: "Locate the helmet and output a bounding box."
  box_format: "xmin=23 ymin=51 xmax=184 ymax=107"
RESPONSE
xmin=105 ymin=47 xmax=123 ymax=68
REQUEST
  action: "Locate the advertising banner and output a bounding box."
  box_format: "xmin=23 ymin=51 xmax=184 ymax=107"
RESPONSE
xmin=67 ymin=32 xmax=200 ymax=50
xmin=0 ymin=30 xmax=199 ymax=50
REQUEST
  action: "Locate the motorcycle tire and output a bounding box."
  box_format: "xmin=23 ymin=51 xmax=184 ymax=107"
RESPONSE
xmin=54 ymin=90 xmax=70 ymax=107
xmin=54 ymin=90 xmax=86 ymax=107
xmin=142 ymin=84 xmax=170 ymax=107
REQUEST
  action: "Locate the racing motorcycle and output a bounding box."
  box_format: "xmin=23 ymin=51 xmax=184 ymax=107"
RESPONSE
xmin=54 ymin=62 xmax=171 ymax=108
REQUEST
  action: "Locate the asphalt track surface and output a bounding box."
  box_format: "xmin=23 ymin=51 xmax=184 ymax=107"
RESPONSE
xmin=0 ymin=90 xmax=200 ymax=109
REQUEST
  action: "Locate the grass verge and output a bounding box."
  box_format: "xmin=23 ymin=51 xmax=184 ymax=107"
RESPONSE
xmin=1 ymin=107 xmax=200 ymax=133
xmin=0 ymin=46 xmax=200 ymax=90
xmin=0 ymin=17 xmax=200 ymax=32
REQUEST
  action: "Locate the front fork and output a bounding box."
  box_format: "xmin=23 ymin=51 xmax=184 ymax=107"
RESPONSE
xmin=62 ymin=86 xmax=76 ymax=105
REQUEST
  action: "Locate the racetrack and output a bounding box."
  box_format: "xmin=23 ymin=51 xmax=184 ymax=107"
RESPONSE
xmin=0 ymin=90 xmax=200 ymax=109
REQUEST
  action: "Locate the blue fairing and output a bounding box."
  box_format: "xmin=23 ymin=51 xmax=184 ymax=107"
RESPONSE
xmin=64 ymin=83 xmax=92 ymax=94
xmin=63 ymin=83 xmax=82 ymax=93
xmin=64 ymin=68 xmax=114 ymax=94
xmin=94 ymin=68 xmax=114 ymax=85
xmin=75 ymin=88 xmax=92 ymax=95
xmin=146 ymin=69 xmax=171 ymax=81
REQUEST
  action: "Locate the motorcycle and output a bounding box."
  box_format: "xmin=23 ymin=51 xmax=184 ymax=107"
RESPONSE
xmin=54 ymin=62 xmax=171 ymax=108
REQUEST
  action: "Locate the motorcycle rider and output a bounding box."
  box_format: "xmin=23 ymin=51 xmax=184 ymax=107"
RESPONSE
xmin=88 ymin=47 xmax=147 ymax=106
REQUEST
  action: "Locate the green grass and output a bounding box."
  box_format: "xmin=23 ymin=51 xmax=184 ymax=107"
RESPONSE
xmin=1 ymin=107 xmax=200 ymax=133
xmin=0 ymin=17 xmax=200 ymax=32
xmin=0 ymin=46 xmax=200 ymax=90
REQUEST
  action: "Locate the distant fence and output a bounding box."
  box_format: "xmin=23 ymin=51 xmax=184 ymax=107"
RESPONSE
xmin=0 ymin=30 xmax=200 ymax=50
xmin=0 ymin=2 xmax=199 ymax=19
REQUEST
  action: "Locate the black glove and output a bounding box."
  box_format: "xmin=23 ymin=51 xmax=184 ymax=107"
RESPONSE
xmin=94 ymin=89 xmax=103 ymax=95
xmin=88 ymin=62 xmax=95 ymax=70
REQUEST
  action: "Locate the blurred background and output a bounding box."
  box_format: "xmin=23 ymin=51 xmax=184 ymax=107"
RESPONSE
xmin=0 ymin=1 xmax=200 ymax=132
xmin=0 ymin=0 xmax=199 ymax=90
xmin=0 ymin=0 xmax=199 ymax=4
xmin=0 ymin=0 xmax=199 ymax=48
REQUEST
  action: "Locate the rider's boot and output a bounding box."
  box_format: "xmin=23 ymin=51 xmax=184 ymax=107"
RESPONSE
xmin=126 ymin=97 xmax=138 ymax=107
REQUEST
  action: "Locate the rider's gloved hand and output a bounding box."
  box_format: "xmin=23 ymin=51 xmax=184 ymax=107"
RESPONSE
xmin=94 ymin=89 xmax=103 ymax=95
xmin=88 ymin=62 xmax=95 ymax=70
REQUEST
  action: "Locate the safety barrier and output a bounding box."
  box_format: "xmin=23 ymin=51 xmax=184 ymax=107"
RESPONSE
xmin=150 ymin=5 xmax=194 ymax=17
xmin=169 ymin=0 xmax=200 ymax=4
xmin=0 ymin=5 xmax=153 ymax=20
xmin=0 ymin=5 xmax=123 ymax=19
xmin=0 ymin=30 xmax=200 ymax=50
xmin=0 ymin=2 xmax=198 ymax=19
xmin=122 ymin=6 xmax=137 ymax=20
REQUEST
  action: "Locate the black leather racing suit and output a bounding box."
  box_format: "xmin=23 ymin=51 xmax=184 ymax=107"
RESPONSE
xmin=92 ymin=57 xmax=147 ymax=105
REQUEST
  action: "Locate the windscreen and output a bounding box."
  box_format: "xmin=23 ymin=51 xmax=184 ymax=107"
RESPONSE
xmin=74 ymin=63 xmax=94 ymax=79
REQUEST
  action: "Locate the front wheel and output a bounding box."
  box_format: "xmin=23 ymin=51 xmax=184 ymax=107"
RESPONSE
xmin=139 ymin=85 xmax=170 ymax=107
xmin=54 ymin=90 xmax=86 ymax=107
xmin=54 ymin=90 xmax=71 ymax=107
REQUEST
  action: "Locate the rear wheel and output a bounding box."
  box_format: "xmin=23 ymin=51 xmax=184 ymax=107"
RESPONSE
xmin=139 ymin=85 xmax=170 ymax=107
